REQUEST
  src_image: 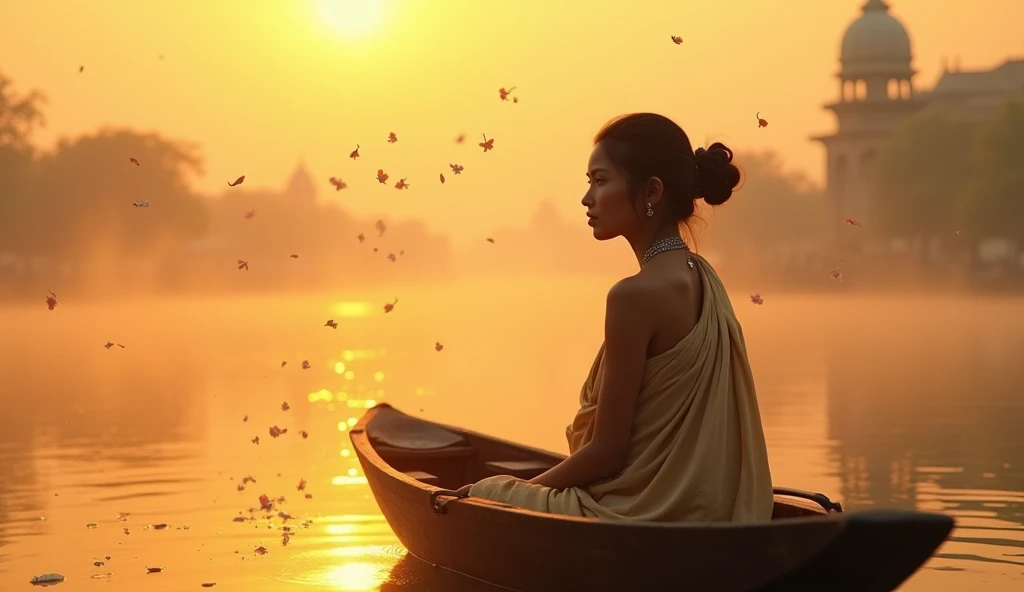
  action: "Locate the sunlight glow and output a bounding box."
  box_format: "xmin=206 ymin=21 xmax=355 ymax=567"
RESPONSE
xmin=331 ymin=301 xmax=373 ymax=318
xmin=309 ymin=388 xmax=333 ymax=402
xmin=318 ymin=0 xmax=384 ymax=39
xmin=321 ymin=561 xmax=388 ymax=591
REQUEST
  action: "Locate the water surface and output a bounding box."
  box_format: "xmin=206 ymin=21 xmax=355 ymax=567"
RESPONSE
xmin=2 ymin=279 xmax=1023 ymax=590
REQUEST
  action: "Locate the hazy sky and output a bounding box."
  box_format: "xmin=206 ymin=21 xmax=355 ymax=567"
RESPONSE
xmin=2 ymin=0 xmax=1022 ymax=243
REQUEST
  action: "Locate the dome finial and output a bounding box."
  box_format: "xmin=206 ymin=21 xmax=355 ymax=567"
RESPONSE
xmin=863 ymin=0 xmax=890 ymax=11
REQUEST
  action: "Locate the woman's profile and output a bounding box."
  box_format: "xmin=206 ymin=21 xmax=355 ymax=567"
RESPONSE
xmin=462 ymin=112 xmax=774 ymax=523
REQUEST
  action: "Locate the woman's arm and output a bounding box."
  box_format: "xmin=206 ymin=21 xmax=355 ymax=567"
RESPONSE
xmin=528 ymin=280 xmax=651 ymax=490
xmin=527 ymin=441 xmax=621 ymax=489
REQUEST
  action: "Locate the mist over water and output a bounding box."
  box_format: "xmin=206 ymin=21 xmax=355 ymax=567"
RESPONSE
xmin=2 ymin=280 xmax=1023 ymax=590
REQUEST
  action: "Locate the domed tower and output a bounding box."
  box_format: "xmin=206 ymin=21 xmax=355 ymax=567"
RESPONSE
xmin=812 ymin=0 xmax=925 ymax=250
xmin=284 ymin=161 xmax=317 ymax=202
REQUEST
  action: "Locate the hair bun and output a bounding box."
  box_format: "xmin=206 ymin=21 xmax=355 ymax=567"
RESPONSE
xmin=694 ymin=142 xmax=741 ymax=206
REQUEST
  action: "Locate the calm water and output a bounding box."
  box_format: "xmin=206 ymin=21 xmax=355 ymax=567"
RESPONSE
xmin=2 ymin=278 xmax=1024 ymax=590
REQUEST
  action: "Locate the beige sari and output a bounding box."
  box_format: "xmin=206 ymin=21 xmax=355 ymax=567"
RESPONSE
xmin=469 ymin=255 xmax=774 ymax=523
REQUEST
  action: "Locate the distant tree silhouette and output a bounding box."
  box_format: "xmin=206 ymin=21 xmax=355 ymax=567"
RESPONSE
xmin=22 ymin=129 xmax=209 ymax=269
xmin=957 ymin=101 xmax=1024 ymax=240
xmin=871 ymin=109 xmax=978 ymax=239
xmin=702 ymin=150 xmax=827 ymax=251
xmin=0 ymin=71 xmax=45 ymax=151
xmin=0 ymin=71 xmax=46 ymax=256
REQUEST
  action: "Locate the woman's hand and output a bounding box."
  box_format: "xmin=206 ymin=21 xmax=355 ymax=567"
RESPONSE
xmin=453 ymin=483 xmax=474 ymax=497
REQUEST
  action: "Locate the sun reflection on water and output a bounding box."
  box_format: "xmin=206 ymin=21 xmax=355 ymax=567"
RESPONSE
xmin=320 ymin=561 xmax=390 ymax=591
xmin=290 ymin=346 xmax=408 ymax=589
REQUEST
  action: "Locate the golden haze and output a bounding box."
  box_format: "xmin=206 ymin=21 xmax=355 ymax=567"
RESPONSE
xmin=0 ymin=0 xmax=1021 ymax=243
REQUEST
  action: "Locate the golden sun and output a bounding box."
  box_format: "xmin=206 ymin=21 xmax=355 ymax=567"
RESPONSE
xmin=318 ymin=0 xmax=384 ymax=38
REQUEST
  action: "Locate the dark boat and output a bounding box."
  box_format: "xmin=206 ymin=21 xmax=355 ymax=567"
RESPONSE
xmin=351 ymin=403 xmax=953 ymax=592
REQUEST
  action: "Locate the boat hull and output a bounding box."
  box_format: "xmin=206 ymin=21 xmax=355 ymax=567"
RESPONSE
xmin=352 ymin=405 xmax=953 ymax=591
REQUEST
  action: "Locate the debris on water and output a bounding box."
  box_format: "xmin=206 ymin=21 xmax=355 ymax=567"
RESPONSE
xmin=146 ymin=567 xmax=163 ymax=574
xmin=202 ymin=584 xmax=216 ymax=588
xmin=301 ymin=360 xmax=310 ymax=370
xmin=86 ymin=523 xmax=98 ymax=529
xmin=30 ymin=572 xmax=65 ymax=586
xmin=299 ymin=430 xmax=308 ymax=439
xmin=116 ymin=512 xmax=130 ymax=522
xmin=254 ymin=545 xmax=268 ymax=555
xmin=281 ymin=401 xmax=290 ymax=411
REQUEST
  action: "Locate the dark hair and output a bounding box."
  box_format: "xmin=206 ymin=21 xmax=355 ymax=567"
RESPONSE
xmin=593 ymin=113 xmax=742 ymax=223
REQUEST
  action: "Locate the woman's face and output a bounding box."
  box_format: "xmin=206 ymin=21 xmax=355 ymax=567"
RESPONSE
xmin=582 ymin=143 xmax=642 ymax=241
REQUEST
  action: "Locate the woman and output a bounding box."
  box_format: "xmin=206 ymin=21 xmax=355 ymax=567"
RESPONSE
xmin=464 ymin=113 xmax=774 ymax=523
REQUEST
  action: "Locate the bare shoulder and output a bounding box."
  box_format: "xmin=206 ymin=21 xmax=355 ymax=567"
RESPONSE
xmin=605 ymin=276 xmax=660 ymax=328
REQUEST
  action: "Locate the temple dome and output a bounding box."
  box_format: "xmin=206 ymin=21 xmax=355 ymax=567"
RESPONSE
xmin=840 ymin=0 xmax=913 ymax=77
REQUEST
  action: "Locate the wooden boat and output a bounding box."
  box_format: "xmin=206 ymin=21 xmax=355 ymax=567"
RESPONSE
xmin=351 ymin=404 xmax=954 ymax=592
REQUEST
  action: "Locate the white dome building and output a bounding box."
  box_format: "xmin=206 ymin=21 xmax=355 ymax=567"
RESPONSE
xmin=812 ymin=0 xmax=1024 ymax=252
xmin=840 ymin=0 xmax=914 ymax=80
xmin=812 ymin=0 xmax=925 ymax=249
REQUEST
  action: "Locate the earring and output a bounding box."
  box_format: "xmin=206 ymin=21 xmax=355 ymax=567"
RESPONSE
xmin=646 ymin=202 xmax=654 ymax=217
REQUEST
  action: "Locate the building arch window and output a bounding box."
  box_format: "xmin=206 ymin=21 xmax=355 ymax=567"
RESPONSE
xmin=887 ymin=79 xmax=900 ymax=99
